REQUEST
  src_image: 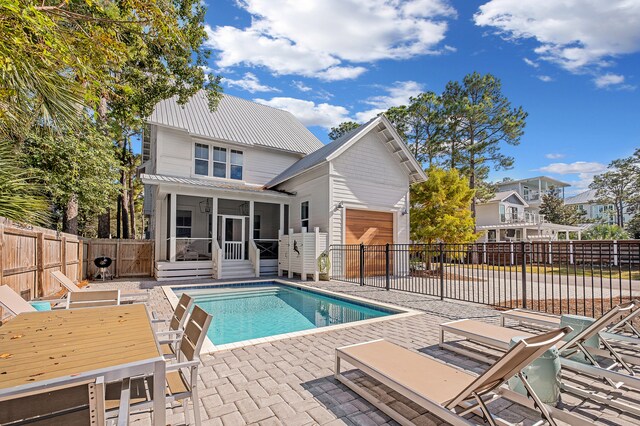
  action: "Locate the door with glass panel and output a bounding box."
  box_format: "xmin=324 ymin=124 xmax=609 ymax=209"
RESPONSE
xmin=222 ymin=215 xmax=245 ymax=260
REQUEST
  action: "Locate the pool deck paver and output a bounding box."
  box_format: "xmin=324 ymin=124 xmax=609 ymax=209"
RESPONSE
xmin=85 ymin=278 xmax=640 ymax=426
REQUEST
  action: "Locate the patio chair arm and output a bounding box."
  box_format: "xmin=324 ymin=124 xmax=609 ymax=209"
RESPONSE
xmin=151 ymin=318 xmax=168 ymax=324
xmin=117 ymin=377 xmax=131 ymax=426
xmin=166 ymin=360 xmax=200 ymax=371
xmin=156 ymin=330 xmax=183 ymax=339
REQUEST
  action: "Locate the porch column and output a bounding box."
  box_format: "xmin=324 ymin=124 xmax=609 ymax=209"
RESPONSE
xmin=279 ymin=203 xmax=285 ymax=235
xmin=211 ymin=196 xmax=218 ymax=246
xmin=249 ymin=200 xmax=255 ymax=240
xmin=169 ymin=192 xmax=177 ymax=262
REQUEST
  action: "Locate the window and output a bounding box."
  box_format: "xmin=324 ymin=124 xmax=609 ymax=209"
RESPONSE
xmin=230 ymin=150 xmax=243 ymax=180
xmin=213 ymin=147 xmax=227 ymax=178
xmin=499 ymin=204 xmax=506 ymax=222
xmin=194 ymin=143 xmax=209 ymax=175
xmin=176 ymin=210 xmax=192 ymax=238
xmin=253 ymin=214 xmax=261 ymax=239
xmin=301 ymin=201 xmax=309 ymax=231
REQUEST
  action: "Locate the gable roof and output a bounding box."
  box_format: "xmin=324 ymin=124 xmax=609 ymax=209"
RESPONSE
xmin=481 ymin=190 xmax=529 ymax=207
xmin=265 ymin=115 xmax=427 ymax=188
xmin=496 ymin=176 xmax=571 ymax=188
xmin=147 ymin=92 xmax=324 ymax=155
xmin=565 ymin=189 xmax=597 ymax=205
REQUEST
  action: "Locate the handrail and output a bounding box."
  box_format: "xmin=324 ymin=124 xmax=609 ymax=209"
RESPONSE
xmin=249 ymin=239 xmax=260 ymax=277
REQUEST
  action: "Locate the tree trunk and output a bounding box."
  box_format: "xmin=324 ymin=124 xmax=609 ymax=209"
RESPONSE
xmin=121 ymin=170 xmax=130 ymax=239
xmin=116 ymin=194 xmax=122 ymax=238
xmin=469 ymin=154 xmax=476 ymax=220
xmin=128 ymin=168 xmax=136 ymax=239
xmin=63 ymin=195 xmax=79 ymax=235
xmin=98 ymin=209 xmax=110 ymax=238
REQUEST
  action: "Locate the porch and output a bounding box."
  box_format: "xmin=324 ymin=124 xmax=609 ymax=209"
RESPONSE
xmin=155 ymin=194 xmax=287 ymax=280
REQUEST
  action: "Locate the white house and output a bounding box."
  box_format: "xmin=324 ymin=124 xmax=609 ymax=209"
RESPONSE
xmin=140 ymin=92 xmax=426 ymax=280
xmin=565 ymin=189 xmax=633 ymax=226
xmin=476 ymin=189 xmax=583 ymax=242
xmin=495 ymin=176 xmax=570 ymax=214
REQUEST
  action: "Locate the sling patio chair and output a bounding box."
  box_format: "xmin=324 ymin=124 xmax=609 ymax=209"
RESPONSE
xmin=66 ymin=289 xmax=121 ymax=309
xmin=0 ymin=285 xmax=37 ymax=317
xmin=104 ymin=305 xmax=213 ymax=426
xmin=440 ymin=301 xmax=640 ymax=415
xmin=152 ymin=292 xmax=194 ymax=357
xmin=51 ymin=270 xmax=148 ymax=303
xmin=0 ymin=376 xmax=131 ymax=426
xmin=335 ymin=327 xmax=592 ymax=426
xmin=500 ymin=301 xmax=640 ymax=345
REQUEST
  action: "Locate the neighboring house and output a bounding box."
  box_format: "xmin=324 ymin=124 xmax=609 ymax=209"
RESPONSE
xmin=141 ymin=92 xmax=426 ymax=280
xmin=565 ymin=189 xmax=633 ymax=225
xmin=475 ymin=190 xmax=583 ymax=242
xmin=495 ymin=176 xmax=570 ymax=213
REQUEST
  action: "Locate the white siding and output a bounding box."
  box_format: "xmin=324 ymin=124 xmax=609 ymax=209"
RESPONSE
xmin=154 ymin=126 xmax=302 ymax=186
xmin=330 ymin=131 xmax=410 ymax=245
xmin=277 ymin=164 xmax=330 ymax=234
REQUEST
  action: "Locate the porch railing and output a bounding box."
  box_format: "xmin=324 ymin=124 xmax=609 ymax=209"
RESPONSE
xmin=248 ymin=239 xmax=260 ymax=277
xmin=212 ymin=239 xmax=222 ymax=278
xmin=255 ymin=239 xmax=278 ymax=259
xmin=224 ymin=241 xmax=243 ymax=260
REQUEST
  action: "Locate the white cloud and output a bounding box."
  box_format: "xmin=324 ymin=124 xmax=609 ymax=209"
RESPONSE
xmin=474 ymin=1 xmax=640 ymax=74
xmin=206 ymin=0 xmax=456 ymax=80
xmin=523 ymin=58 xmax=538 ymax=68
xmin=223 ymin=73 xmax=280 ymax=93
xmin=253 ymin=97 xmax=350 ymax=129
xmin=537 ymin=75 xmax=553 ymax=82
xmin=545 ymin=153 xmax=565 ymax=159
xmin=538 ymin=161 xmax=607 ymax=175
xmin=292 ymin=81 xmax=312 ymax=92
xmin=594 ymin=73 xmax=625 ymax=88
xmin=354 ymin=81 xmax=425 ymax=122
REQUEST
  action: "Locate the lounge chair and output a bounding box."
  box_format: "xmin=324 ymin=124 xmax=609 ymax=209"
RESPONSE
xmin=0 ymin=285 xmax=37 ymax=317
xmin=0 ymin=376 xmax=130 ymax=426
xmin=66 ymin=290 xmax=121 ymax=309
xmin=336 ymin=327 xmax=591 ymax=426
xmin=153 ymin=293 xmax=194 ymax=356
xmin=441 ymin=301 xmax=640 ymax=416
xmin=501 ymin=302 xmax=640 ymax=344
xmin=105 ymin=305 xmax=213 ymax=426
xmin=51 ymin=270 xmax=148 ymax=303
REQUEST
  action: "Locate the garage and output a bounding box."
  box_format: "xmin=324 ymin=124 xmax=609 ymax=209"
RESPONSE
xmin=345 ymin=209 xmax=394 ymax=277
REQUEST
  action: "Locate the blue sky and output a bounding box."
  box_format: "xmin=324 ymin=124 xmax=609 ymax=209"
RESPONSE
xmin=200 ymin=0 xmax=640 ymax=194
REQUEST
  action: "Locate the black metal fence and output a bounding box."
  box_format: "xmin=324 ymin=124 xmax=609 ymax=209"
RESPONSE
xmin=330 ymin=241 xmax=640 ymax=317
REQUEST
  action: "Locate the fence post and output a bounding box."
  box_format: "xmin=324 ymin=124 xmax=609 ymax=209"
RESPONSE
xmin=613 ymin=240 xmax=618 ymax=266
xmin=439 ymin=242 xmax=444 ymax=301
xmin=521 ymin=241 xmax=527 ymax=309
xmin=385 ymin=243 xmax=390 ymax=291
xmin=35 ymin=232 xmax=44 ymax=299
xmin=359 ymin=243 xmax=365 ymax=286
xmin=60 ymin=236 xmax=67 ymax=276
xmin=569 ymin=240 xmax=574 ymax=265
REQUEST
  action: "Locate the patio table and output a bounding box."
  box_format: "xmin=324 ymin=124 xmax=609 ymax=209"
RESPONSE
xmin=0 ymin=304 xmax=166 ymax=425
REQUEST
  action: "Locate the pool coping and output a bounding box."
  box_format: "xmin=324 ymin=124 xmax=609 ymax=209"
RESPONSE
xmin=162 ymin=279 xmax=423 ymax=353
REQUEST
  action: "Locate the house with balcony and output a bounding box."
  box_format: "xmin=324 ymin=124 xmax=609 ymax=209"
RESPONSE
xmin=495 ymin=176 xmax=570 ymax=213
xmin=476 ymin=190 xmax=583 ymax=242
xmin=565 ymin=189 xmax=633 ymax=226
xmin=140 ymin=92 xmax=425 ymax=280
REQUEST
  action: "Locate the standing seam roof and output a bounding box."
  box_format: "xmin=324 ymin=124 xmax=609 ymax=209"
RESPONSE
xmin=148 ymin=92 xmax=324 ymax=155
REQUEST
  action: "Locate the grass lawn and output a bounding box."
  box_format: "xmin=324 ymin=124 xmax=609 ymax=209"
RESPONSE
xmin=453 ymin=263 xmax=640 ymax=280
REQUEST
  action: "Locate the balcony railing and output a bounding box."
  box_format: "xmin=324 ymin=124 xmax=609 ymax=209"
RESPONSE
xmin=500 ymin=212 xmax=546 ymax=224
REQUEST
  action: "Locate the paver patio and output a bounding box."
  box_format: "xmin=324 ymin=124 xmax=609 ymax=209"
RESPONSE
xmin=88 ymin=278 xmax=640 ymax=425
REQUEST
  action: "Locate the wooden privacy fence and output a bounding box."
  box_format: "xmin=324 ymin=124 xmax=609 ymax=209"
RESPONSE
xmin=0 ymin=218 xmax=154 ymax=301
xmin=83 ymin=239 xmax=154 ymax=279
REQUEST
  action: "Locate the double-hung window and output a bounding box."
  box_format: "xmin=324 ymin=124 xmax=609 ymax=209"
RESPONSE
xmin=230 ymin=150 xmax=243 ymax=180
xmin=176 ymin=210 xmax=192 ymax=238
xmin=194 ymin=144 xmax=209 ymax=175
xmin=213 ymin=147 xmax=227 ymax=178
xmin=301 ymin=201 xmax=310 ymax=231
xmin=195 ymin=143 xmax=243 ymax=180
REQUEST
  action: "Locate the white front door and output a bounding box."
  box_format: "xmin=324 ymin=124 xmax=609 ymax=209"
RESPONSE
xmin=222 ymin=215 xmax=245 ymax=260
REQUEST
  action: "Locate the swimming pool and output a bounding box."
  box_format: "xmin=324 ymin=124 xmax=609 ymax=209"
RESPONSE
xmin=167 ymin=281 xmax=408 ymax=347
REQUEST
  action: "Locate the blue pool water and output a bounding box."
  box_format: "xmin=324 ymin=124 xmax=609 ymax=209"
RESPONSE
xmin=173 ymin=282 xmax=397 ymax=345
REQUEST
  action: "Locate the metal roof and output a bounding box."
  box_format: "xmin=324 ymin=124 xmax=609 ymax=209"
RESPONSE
xmin=140 ymin=173 xmax=292 ymax=197
xmin=147 ymin=92 xmax=324 ymax=155
xmin=496 ymin=176 xmax=571 ymax=188
xmin=265 ymin=116 xmax=427 ymax=188
xmin=565 ymin=189 xmax=597 ymax=205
